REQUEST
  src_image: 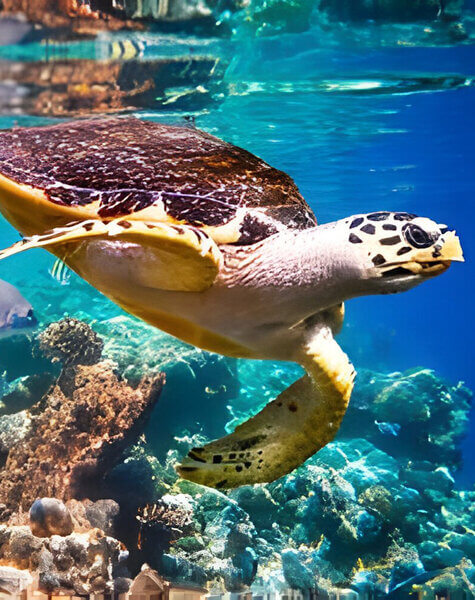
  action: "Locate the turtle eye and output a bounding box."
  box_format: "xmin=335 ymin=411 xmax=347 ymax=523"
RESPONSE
xmin=402 ymin=223 xmax=436 ymax=249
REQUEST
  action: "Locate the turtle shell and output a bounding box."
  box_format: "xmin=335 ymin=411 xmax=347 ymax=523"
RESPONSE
xmin=0 ymin=117 xmax=316 ymax=245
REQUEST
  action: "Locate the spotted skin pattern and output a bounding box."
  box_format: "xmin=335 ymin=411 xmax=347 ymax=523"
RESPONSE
xmin=0 ymin=117 xmax=316 ymax=245
xmin=346 ymin=211 xmax=449 ymax=270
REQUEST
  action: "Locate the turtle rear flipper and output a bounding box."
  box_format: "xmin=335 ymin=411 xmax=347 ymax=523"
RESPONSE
xmin=176 ymin=320 xmax=355 ymax=488
xmin=0 ymin=219 xmax=222 ymax=292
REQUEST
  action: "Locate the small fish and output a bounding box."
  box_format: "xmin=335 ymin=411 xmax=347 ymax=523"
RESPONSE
xmin=375 ymin=420 xmax=401 ymax=436
xmin=49 ymin=258 xmax=71 ymax=286
xmin=0 ymin=278 xmax=37 ymax=338
xmin=109 ymin=39 xmax=146 ymax=61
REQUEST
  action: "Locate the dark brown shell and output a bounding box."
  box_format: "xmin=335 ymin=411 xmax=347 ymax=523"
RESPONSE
xmin=0 ymin=117 xmax=317 ymax=245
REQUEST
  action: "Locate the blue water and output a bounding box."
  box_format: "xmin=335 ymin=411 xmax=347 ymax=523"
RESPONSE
xmin=0 ymin=26 xmax=474 ymax=486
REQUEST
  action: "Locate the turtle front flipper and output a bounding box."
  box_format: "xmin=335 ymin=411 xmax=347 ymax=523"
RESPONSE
xmin=0 ymin=219 xmax=222 ymax=292
xmin=177 ymin=320 xmax=355 ymax=488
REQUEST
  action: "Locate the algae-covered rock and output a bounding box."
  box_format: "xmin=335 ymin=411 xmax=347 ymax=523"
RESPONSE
xmin=344 ymin=368 xmax=472 ymax=469
xmin=282 ymin=549 xmax=314 ymax=589
xmin=0 ymin=410 xmax=32 ymax=455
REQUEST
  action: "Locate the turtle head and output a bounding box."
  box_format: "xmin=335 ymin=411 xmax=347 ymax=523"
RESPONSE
xmin=342 ymin=211 xmax=464 ymax=294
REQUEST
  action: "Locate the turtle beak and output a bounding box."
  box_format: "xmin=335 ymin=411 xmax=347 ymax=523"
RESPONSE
xmin=436 ymin=230 xmax=464 ymax=262
xmin=412 ymin=229 xmax=464 ymax=277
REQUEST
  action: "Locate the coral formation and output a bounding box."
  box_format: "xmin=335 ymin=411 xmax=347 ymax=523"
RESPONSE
xmin=0 ymin=358 xmax=164 ymax=513
xmin=38 ymin=318 xmax=104 ymax=367
xmin=0 ymin=319 xmax=164 ymax=515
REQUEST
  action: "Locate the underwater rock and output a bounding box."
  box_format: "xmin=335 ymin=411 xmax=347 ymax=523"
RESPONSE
xmin=61 ymin=498 xmax=121 ymax=539
xmin=282 ymin=549 xmax=314 ymax=589
xmin=0 ymin=355 xmax=164 ymax=512
xmin=161 ymin=553 xmax=208 ymax=586
xmin=229 ymin=486 xmax=277 ymax=530
xmin=0 ymin=524 xmax=125 ymax=594
xmin=385 ymin=540 xmax=425 ymax=590
xmin=155 ymin=488 xmax=261 ymax=590
xmin=29 ymin=498 xmax=74 ymax=538
xmin=401 ymin=462 xmax=455 ymax=505
xmin=39 ymin=318 xmax=104 ymax=368
xmin=84 ymin=499 xmax=120 ymax=537
xmin=0 ymin=410 xmax=32 ymax=457
xmin=358 ymin=485 xmax=393 ymax=520
xmin=343 ymin=368 xmax=472 ymax=470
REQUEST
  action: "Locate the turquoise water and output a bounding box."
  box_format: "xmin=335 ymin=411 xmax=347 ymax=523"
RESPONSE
xmin=0 ymin=14 xmax=474 ymax=592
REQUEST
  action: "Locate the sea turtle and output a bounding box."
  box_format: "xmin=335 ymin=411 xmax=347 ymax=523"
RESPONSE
xmin=0 ymin=117 xmax=463 ymax=488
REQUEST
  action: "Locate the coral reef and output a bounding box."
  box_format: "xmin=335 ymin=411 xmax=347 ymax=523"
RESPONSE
xmin=39 ymin=318 xmax=104 ymax=367
xmin=0 ymin=318 xmax=166 ymax=594
xmin=0 ymin=319 xmax=164 ymax=515
xmin=0 ymin=358 xmax=163 ymax=513
xmin=0 ymin=314 xmax=473 ymax=595
xmin=113 ymin=364 xmax=473 ymax=593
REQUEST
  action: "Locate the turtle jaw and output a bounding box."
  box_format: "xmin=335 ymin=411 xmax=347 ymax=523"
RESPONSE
xmin=380 ymin=260 xmax=450 ymax=282
xmin=376 ymin=229 xmax=463 ymax=288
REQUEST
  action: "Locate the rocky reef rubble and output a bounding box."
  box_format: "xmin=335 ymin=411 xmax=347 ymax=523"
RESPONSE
xmin=0 ymin=519 xmax=127 ymax=595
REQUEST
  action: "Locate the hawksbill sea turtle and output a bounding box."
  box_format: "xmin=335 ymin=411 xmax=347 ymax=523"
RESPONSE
xmin=0 ymin=117 xmax=464 ymax=488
